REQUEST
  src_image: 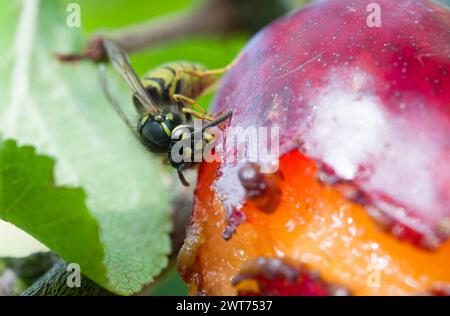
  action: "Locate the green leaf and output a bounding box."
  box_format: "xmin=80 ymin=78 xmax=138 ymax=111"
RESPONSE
xmin=0 ymin=139 xmax=106 ymax=284
xmin=0 ymin=0 xmax=172 ymax=294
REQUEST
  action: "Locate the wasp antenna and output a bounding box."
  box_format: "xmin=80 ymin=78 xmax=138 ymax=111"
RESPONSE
xmin=189 ymin=110 xmax=232 ymax=141
xmin=202 ymin=110 xmax=233 ymax=132
xmin=177 ymin=170 xmax=190 ymax=187
xmin=99 ymin=63 xmax=138 ymax=138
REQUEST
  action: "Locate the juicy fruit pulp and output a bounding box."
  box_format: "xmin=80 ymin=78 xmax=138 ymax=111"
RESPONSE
xmin=178 ymin=0 xmax=450 ymax=295
xmin=180 ymin=154 xmax=450 ymax=295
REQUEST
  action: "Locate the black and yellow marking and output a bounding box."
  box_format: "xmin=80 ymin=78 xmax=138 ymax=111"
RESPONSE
xmin=141 ymin=61 xmax=215 ymax=106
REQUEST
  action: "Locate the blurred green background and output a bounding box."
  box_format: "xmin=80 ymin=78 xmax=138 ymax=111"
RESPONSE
xmin=75 ymin=0 xmax=249 ymax=296
xmin=78 ymin=0 xmax=247 ymax=113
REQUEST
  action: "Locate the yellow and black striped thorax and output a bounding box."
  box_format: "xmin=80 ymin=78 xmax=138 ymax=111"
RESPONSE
xmin=141 ymin=62 xmax=213 ymax=104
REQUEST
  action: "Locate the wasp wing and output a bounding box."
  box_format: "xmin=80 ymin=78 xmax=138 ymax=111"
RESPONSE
xmin=98 ymin=63 xmax=139 ymax=138
xmin=102 ymin=38 xmax=160 ymax=115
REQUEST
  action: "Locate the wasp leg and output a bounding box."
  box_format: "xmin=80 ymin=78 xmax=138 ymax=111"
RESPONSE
xmin=98 ymin=64 xmax=139 ymax=138
xmin=182 ymin=53 xmax=243 ymax=77
xmin=173 ymin=94 xmax=215 ymax=121
xmin=170 ymin=70 xmax=209 ymax=114
xmin=172 ymin=94 xmax=205 ymax=112
xmin=196 ymin=79 xmax=220 ymax=98
xmin=182 ymin=107 xmax=214 ymax=121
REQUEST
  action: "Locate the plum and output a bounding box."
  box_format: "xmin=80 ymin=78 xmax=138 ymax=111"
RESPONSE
xmin=214 ymin=0 xmax=450 ymax=249
xmin=178 ymin=0 xmax=450 ymax=295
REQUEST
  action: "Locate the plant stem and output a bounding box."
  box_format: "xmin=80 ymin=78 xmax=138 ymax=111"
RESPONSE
xmin=57 ymin=0 xmax=292 ymax=62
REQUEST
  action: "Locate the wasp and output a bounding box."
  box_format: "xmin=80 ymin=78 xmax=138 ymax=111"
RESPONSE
xmin=99 ymin=39 xmax=236 ymax=186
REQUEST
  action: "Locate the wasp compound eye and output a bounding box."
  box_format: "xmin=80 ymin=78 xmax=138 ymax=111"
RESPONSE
xmin=138 ymin=112 xmax=182 ymax=153
xmin=139 ymin=119 xmax=170 ymax=153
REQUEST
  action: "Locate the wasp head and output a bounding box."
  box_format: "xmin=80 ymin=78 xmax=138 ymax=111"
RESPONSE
xmin=138 ymin=111 xmax=182 ymax=153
